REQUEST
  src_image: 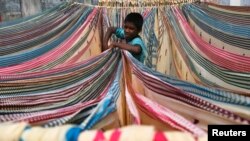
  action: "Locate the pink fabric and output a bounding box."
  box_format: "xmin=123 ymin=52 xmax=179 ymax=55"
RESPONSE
xmin=94 ymin=131 xmax=105 ymax=141
xmin=154 ymin=132 xmax=168 ymax=141
xmin=109 ymin=129 xmax=121 ymax=141
xmin=0 ymin=57 xmax=116 ymax=122
xmin=0 ymin=12 xmax=70 ymax=46
xmin=121 ymin=50 xmax=208 ymax=137
xmin=0 ymin=50 xmax=108 ymax=81
xmin=0 ymin=9 xmax=98 ymax=74
xmin=173 ymin=7 xmax=250 ymax=72
xmin=121 ymin=53 xmax=141 ymax=124
xmin=135 ymin=93 xmax=206 ymax=137
xmin=62 ymin=28 xmax=96 ymax=65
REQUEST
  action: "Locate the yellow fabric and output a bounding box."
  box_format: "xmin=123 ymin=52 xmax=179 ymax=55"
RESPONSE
xmin=165 ymin=131 xmax=196 ymax=141
xmin=21 ymin=125 xmax=73 ymax=141
xmin=105 ymin=125 xmax=155 ymax=141
xmin=78 ymin=130 xmax=99 ymax=141
xmin=0 ymin=122 xmax=28 ymax=141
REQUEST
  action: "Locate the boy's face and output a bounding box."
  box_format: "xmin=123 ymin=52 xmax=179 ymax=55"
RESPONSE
xmin=123 ymin=21 xmax=140 ymax=40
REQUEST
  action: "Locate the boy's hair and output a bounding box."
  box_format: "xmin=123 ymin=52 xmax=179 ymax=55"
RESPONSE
xmin=124 ymin=12 xmax=144 ymax=32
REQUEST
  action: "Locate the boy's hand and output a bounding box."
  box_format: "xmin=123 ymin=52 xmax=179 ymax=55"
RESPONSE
xmin=108 ymin=42 xmax=116 ymax=49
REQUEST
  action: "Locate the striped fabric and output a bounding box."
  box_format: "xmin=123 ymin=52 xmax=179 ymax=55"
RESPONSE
xmin=0 ymin=123 xmax=207 ymax=141
xmin=0 ymin=1 xmax=250 ymax=141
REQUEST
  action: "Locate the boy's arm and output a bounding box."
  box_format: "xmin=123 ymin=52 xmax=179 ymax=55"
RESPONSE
xmin=110 ymin=42 xmax=141 ymax=54
xmin=102 ymin=27 xmax=117 ymax=51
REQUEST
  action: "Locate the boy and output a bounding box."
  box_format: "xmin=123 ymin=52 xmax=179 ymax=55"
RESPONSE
xmin=103 ymin=12 xmax=147 ymax=63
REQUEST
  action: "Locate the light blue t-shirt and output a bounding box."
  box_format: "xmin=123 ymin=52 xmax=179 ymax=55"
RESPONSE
xmin=115 ymin=28 xmax=147 ymax=63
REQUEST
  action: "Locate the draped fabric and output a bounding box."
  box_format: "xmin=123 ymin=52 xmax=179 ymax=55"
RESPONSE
xmin=0 ymin=123 xmax=207 ymax=141
xmin=0 ymin=1 xmax=250 ymax=141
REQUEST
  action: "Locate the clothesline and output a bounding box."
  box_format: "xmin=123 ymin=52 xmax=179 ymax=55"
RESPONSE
xmin=77 ymin=0 xmax=198 ymax=9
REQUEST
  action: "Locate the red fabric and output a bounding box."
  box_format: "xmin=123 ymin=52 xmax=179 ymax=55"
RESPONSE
xmin=154 ymin=132 xmax=168 ymax=141
xmin=94 ymin=130 xmax=105 ymax=141
xmin=109 ymin=129 xmax=121 ymax=141
xmin=173 ymin=7 xmax=250 ymax=72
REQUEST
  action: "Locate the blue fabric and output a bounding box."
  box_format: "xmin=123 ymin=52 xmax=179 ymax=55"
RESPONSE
xmin=115 ymin=28 xmax=147 ymax=63
xmin=0 ymin=7 xmax=93 ymax=67
xmin=65 ymin=127 xmax=82 ymax=141
xmin=80 ymin=60 xmax=122 ymax=130
xmin=186 ymin=4 xmax=250 ymax=38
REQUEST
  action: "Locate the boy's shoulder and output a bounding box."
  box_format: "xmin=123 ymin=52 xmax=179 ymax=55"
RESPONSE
xmin=129 ymin=36 xmax=146 ymax=49
xmin=131 ymin=36 xmax=143 ymax=42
